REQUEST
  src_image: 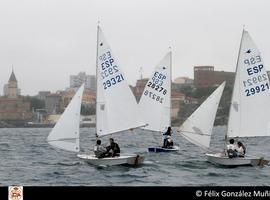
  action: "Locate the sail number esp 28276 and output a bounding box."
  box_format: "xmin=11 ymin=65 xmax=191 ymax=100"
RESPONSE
xmin=242 ymin=55 xmax=270 ymax=97
xmin=143 ymin=71 xmax=167 ymax=104
xmin=99 ymin=51 xmax=124 ymax=90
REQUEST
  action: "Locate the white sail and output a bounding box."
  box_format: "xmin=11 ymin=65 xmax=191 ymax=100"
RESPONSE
xmin=139 ymin=52 xmax=171 ymax=132
xmin=47 ymin=84 xmax=84 ymax=152
xmin=96 ymin=27 xmax=145 ymax=137
xmin=227 ymin=30 xmax=270 ymax=138
xmin=178 ymin=82 xmax=225 ymax=149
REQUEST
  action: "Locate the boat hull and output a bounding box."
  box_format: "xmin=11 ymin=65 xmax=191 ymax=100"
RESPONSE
xmin=77 ymin=153 xmax=144 ymax=166
xmin=206 ymin=153 xmax=269 ymax=167
xmin=148 ymin=145 xmax=179 ymax=153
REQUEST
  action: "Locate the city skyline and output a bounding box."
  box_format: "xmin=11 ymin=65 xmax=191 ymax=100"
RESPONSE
xmin=0 ymin=0 xmax=270 ymax=95
xmin=1 ymin=69 xmax=195 ymax=96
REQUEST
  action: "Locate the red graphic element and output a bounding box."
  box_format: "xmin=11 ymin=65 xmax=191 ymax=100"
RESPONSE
xmin=9 ymin=186 xmax=22 ymax=200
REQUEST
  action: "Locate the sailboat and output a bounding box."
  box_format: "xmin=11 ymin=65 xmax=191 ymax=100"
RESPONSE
xmin=206 ymin=29 xmax=270 ymax=166
xmin=139 ymin=51 xmax=179 ymax=152
xmin=178 ymin=82 xmax=225 ymax=150
xmin=47 ymin=84 xmax=84 ymax=153
xmin=77 ymin=25 xmax=146 ymax=166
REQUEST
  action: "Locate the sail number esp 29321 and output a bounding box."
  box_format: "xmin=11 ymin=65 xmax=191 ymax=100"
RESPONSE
xmin=99 ymin=51 xmax=124 ymax=90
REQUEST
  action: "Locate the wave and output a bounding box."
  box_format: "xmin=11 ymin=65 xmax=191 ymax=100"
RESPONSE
xmin=57 ymin=161 xmax=83 ymax=166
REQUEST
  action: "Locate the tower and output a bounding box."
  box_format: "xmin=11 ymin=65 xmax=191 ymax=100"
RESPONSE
xmin=3 ymin=69 xmax=21 ymax=98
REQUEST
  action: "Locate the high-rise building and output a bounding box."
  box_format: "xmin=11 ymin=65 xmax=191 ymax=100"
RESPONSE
xmin=70 ymin=72 xmax=96 ymax=90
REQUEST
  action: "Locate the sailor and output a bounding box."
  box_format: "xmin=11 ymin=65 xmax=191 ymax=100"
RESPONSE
xmin=236 ymin=141 xmax=246 ymax=157
xmin=94 ymin=139 xmax=107 ymax=158
xmin=166 ymin=137 xmax=174 ymax=148
xmin=106 ymin=138 xmax=120 ymax=157
xmin=226 ymin=138 xmax=237 ymax=158
xmin=162 ymin=127 xmax=174 ymax=148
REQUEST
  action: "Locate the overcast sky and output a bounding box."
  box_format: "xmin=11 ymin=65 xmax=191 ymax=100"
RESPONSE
xmin=0 ymin=0 xmax=269 ymax=95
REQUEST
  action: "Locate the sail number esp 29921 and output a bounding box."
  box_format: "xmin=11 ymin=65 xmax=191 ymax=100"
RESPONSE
xmin=242 ymin=55 xmax=270 ymax=97
xmin=99 ymin=51 xmax=124 ymax=90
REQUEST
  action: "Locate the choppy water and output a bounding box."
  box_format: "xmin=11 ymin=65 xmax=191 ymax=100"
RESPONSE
xmin=0 ymin=126 xmax=270 ymax=186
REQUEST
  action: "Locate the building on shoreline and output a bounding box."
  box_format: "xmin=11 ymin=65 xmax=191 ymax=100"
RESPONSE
xmin=45 ymin=93 xmax=63 ymax=114
xmin=194 ymin=66 xmax=235 ymax=88
xmin=0 ymin=70 xmax=33 ymax=125
xmin=130 ymin=77 xmax=198 ymax=122
xmin=174 ymin=76 xmax=193 ymax=85
xmin=44 ymin=89 xmax=96 ymax=115
xmin=171 ymin=91 xmax=186 ymax=120
xmin=37 ymin=91 xmax=51 ymax=101
xmin=3 ymin=69 xmax=21 ymax=98
xmin=70 ymin=72 xmax=96 ymax=90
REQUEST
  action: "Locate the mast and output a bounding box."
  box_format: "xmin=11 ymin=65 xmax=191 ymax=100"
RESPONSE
xmin=169 ymin=47 xmax=172 ymax=127
xmin=95 ymin=22 xmax=100 ymax=139
xmin=225 ymin=27 xmax=245 ymax=147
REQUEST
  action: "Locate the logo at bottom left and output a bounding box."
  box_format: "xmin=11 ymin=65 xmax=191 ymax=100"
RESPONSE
xmin=9 ymin=186 xmax=23 ymax=200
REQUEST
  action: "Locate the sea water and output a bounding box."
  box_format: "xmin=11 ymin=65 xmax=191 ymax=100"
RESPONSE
xmin=0 ymin=126 xmax=270 ymax=186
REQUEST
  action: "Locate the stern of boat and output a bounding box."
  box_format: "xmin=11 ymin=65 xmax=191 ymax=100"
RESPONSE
xmin=126 ymin=154 xmax=144 ymax=165
xmin=250 ymin=157 xmax=269 ymax=167
xmin=206 ymin=153 xmax=269 ymax=167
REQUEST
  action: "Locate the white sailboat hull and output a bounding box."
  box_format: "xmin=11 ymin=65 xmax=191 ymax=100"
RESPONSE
xmin=77 ymin=153 xmax=144 ymax=166
xmin=206 ymin=153 xmax=269 ymax=167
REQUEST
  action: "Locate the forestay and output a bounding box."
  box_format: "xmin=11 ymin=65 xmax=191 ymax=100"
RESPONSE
xmin=178 ymin=82 xmax=225 ymax=149
xmin=47 ymin=84 xmax=84 ymax=152
xmin=139 ymin=52 xmax=171 ymax=132
xmin=227 ymin=30 xmax=270 ymax=138
xmin=96 ymin=27 xmax=145 ymax=137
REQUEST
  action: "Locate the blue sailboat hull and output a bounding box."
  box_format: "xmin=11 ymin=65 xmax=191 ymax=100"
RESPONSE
xmin=148 ymin=146 xmax=180 ymax=152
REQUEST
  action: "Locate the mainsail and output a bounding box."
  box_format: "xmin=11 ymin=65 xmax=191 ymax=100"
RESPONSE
xmin=178 ymin=82 xmax=225 ymax=149
xmin=96 ymin=26 xmax=145 ymax=137
xmin=139 ymin=52 xmax=171 ymax=132
xmin=47 ymin=84 xmax=84 ymax=152
xmin=227 ymin=30 xmax=270 ymax=138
